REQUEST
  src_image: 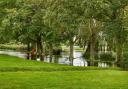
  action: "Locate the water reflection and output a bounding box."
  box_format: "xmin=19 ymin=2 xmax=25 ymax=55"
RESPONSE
xmin=41 ymin=51 xmax=88 ymax=66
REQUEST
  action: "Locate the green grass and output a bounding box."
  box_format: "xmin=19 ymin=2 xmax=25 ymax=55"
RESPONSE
xmin=0 ymin=54 xmax=128 ymax=89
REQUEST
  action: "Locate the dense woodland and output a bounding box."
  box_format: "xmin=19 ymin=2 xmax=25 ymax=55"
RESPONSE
xmin=0 ymin=0 xmax=128 ymax=68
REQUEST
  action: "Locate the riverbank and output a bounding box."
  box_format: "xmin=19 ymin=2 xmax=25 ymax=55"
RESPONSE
xmin=0 ymin=50 xmax=87 ymax=66
xmin=0 ymin=54 xmax=128 ymax=89
xmin=0 ymin=54 xmax=118 ymax=72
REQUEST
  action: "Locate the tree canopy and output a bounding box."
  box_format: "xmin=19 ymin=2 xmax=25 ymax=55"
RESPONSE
xmin=0 ymin=0 xmax=128 ymax=67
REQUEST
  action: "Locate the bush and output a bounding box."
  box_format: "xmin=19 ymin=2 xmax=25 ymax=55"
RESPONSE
xmin=100 ymin=53 xmax=115 ymax=61
xmin=121 ymin=53 xmax=128 ymax=69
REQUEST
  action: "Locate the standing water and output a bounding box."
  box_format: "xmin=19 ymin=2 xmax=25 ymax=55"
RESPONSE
xmin=0 ymin=49 xmax=88 ymax=66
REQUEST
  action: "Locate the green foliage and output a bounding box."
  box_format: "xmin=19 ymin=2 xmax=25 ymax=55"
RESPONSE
xmin=121 ymin=53 xmax=128 ymax=69
xmin=100 ymin=53 xmax=115 ymax=61
xmin=0 ymin=0 xmax=128 ymax=67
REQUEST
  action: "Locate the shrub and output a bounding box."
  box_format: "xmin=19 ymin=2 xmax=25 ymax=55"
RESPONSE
xmin=100 ymin=53 xmax=115 ymax=61
xmin=121 ymin=53 xmax=128 ymax=70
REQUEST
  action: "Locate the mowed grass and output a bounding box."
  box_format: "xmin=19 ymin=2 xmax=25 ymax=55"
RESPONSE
xmin=0 ymin=54 xmax=128 ymax=89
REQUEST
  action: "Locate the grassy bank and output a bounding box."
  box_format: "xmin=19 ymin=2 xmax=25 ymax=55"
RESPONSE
xmin=0 ymin=54 xmax=128 ymax=89
xmin=0 ymin=55 xmax=119 ymax=72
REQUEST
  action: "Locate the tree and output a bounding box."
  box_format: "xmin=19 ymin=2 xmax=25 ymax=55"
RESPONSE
xmin=103 ymin=0 xmax=128 ymax=66
xmin=0 ymin=0 xmax=17 ymax=43
xmin=50 ymin=0 xmax=83 ymax=65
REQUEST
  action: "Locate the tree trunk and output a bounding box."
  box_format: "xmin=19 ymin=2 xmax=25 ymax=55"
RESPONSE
xmin=83 ymin=41 xmax=91 ymax=58
xmin=36 ymin=35 xmax=44 ymax=61
xmin=88 ymin=19 xmax=95 ymax=66
xmin=27 ymin=43 xmax=30 ymax=60
xmin=116 ymin=44 xmax=123 ymax=67
xmin=49 ymin=44 xmax=53 ymax=63
xmin=54 ymin=55 xmax=59 ymax=63
xmin=39 ymin=41 xmax=44 ymax=61
xmin=69 ymin=38 xmax=74 ymax=66
xmin=38 ymin=36 xmax=44 ymax=61
xmin=31 ymin=43 xmax=36 ymax=60
xmin=90 ymin=35 xmax=95 ymax=66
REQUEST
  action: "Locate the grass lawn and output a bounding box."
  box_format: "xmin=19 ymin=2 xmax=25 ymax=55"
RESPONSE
xmin=0 ymin=54 xmax=128 ymax=89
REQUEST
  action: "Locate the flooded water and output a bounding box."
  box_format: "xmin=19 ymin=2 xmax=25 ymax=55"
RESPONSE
xmin=0 ymin=50 xmax=109 ymax=67
xmin=42 ymin=51 xmax=88 ymax=66
xmin=0 ymin=50 xmax=88 ymax=66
